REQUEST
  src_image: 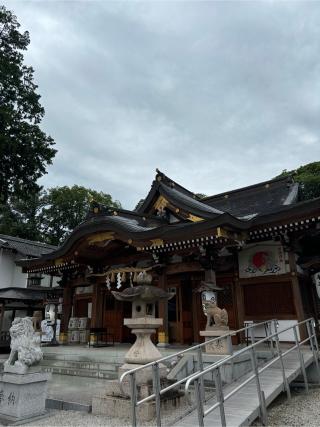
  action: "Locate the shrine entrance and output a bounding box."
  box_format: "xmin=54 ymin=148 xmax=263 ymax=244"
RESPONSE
xmin=103 ymin=290 xmax=135 ymax=343
xmin=166 ymin=273 xmax=239 ymax=345
xmin=167 ymin=274 xmax=203 ymax=345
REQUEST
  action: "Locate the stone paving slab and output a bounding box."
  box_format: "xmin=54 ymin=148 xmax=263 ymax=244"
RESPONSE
xmin=46 ymin=373 xmax=110 ymax=405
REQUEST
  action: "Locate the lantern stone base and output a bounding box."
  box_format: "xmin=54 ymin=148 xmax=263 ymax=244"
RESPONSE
xmin=0 ymin=371 xmax=51 ymax=425
xmin=200 ymin=329 xmax=234 ymax=355
xmin=118 ymin=363 xmax=167 ymax=389
xmin=92 ymin=379 xmax=186 ymax=422
xmin=123 ymin=317 xmax=163 ymax=364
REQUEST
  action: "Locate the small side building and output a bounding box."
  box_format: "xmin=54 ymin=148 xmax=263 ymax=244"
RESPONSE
xmin=0 ymin=234 xmax=62 ymax=347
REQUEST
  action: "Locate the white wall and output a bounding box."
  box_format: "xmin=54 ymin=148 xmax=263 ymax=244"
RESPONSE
xmin=12 ymin=254 xmax=27 ymax=287
xmin=0 ymin=249 xmax=59 ymax=289
xmin=246 ymin=320 xmax=300 ymax=342
xmin=0 ymin=251 xmax=17 ymax=287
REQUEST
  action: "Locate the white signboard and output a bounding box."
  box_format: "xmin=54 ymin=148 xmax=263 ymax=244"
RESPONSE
xmin=239 ymin=242 xmax=288 ymax=278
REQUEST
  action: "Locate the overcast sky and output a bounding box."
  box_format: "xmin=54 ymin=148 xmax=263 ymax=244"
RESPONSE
xmin=4 ymin=1 xmax=320 ymax=209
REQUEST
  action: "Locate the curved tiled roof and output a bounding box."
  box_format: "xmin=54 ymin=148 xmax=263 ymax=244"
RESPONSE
xmin=159 ymin=184 xmax=224 ymax=218
xmin=17 ymin=170 xmax=320 ymax=273
xmin=0 ymin=234 xmax=56 ymax=258
xmin=203 ymin=176 xmax=298 ymax=217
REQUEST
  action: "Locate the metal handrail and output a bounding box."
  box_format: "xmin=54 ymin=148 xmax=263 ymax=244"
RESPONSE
xmin=120 ymin=319 xmax=276 ymax=426
xmin=184 ymin=318 xmax=320 ymax=427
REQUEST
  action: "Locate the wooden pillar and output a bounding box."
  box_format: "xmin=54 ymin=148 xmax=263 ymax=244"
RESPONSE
xmin=91 ymin=282 xmax=104 ymax=328
xmin=61 ymin=285 xmax=73 ymax=333
xmin=235 ymin=276 xmax=245 ymax=343
xmin=289 ymin=251 xmax=307 ymax=340
xmin=158 ymin=272 xmax=169 ymax=345
xmin=192 ymin=291 xmax=200 ymax=344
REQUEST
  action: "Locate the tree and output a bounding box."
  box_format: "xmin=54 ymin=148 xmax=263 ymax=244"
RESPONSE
xmin=39 ymin=186 xmax=121 ymax=245
xmin=277 ymin=161 xmax=320 ymax=201
xmin=0 ymin=191 xmax=42 ymax=241
xmin=0 ymin=6 xmax=56 ymax=204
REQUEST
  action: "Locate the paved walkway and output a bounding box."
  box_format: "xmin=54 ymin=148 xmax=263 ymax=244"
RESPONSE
xmin=47 ymin=374 xmax=109 ymax=406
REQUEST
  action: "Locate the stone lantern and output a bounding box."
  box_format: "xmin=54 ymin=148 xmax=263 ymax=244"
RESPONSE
xmin=92 ymin=273 xmax=181 ymax=421
xmin=112 ymin=271 xmax=174 ymax=377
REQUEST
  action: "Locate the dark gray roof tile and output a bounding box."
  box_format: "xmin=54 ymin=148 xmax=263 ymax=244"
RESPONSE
xmin=0 ymin=234 xmax=56 ymax=258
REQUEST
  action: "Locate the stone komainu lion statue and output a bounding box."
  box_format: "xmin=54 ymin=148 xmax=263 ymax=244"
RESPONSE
xmin=4 ymin=317 xmax=43 ymax=373
xmin=204 ymin=300 xmax=229 ymax=329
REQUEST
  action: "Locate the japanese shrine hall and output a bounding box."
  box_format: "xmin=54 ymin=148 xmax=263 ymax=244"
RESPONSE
xmin=19 ymin=171 xmax=320 ymax=344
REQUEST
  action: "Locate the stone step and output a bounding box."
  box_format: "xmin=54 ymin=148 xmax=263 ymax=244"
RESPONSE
xmin=42 ymin=365 xmax=118 ymax=379
xmin=46 ymin=398 xmax=91 ymax=413
xmin=40 ymin=358 xmax=120 ymax=372
xmin=41 ymin=353 xmax=122 ymax=379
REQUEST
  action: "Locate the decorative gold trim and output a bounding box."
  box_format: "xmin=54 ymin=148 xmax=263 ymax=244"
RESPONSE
xmin=151 ymin=238 xmax=164 ymax=247
xmin=87 ymin=232 xmax=115 ymax=245
xmin=153 ymin=195 xmax=168 ymax=211
xmin=187 ymin=214 xmax=203 ymax=222
xmin=217 ymin=227 xmax=228 ymax=238
xmin=54 ymin=258 xmax=64 ymax=266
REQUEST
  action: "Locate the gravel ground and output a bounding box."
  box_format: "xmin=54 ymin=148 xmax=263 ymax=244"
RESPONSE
xmin=22 ymin=411 xmax=132 ymax=426
xmin=0 ymin=386 xmax=318 ymax=426
xmin=254 ymin=386 xmax=320 ymax=426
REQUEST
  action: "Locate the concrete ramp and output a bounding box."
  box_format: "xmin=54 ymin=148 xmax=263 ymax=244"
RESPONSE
xmin=175 ymin=348 xmax=314 ymax=427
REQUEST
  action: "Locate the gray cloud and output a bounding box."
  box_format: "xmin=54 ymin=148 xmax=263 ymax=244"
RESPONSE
xmin=4 ymin=0 xmax=320 ymax=208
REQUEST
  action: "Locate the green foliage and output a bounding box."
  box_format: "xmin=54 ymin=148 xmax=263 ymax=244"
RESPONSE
xmin=39 ymin=186 xmax=121 ymax=245
xmin=0 ymin=6 xmax=56 ymax=204
xmin=0 ymin=192 xmax=42 ymax=241
xmin=0 ymin=186 xmax=121 ymax=245
xmin=277 ymin=162 xmax=320 ymax=201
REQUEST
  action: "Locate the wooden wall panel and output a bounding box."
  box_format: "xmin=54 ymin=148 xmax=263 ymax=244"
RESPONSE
xmin=243 ymin=282 xmax=295 ymax=318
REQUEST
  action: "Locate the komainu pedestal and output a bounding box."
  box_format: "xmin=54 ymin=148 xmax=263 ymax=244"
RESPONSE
xmin=0 ymin=371 xmax=50 ymax=424
xmin=200 ymin=300 xmax=234 ymax=355
xmin=0 ymin=317 xmax=51 ymax=424
xmin=200 ymin=327 xmax=233 ymax=355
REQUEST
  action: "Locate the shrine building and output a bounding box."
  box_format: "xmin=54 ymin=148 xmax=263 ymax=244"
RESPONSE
xmin=18 ymin=170 xmax=320 ymax=344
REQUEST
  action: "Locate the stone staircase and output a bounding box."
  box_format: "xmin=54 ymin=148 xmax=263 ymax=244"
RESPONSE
xmin=40 ymin=352 xmax=122 ymax=379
